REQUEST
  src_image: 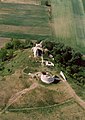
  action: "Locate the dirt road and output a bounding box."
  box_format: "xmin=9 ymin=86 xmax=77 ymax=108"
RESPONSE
xmin=1 ymin=83 xmax=38 ymax=113
xmin=64 ymin=81 xmax=85 ymax=110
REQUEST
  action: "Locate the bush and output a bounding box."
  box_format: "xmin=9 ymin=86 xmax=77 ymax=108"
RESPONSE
xmin=0 ymin=48 xmax=7 ymax=61
xmin=12 ymin=39 xmax=21 ymax=50
xmin=0 ymin=62 xmax=4 ymax=71
xmin=5 ymin=41 xmax=13 ymax=49
xmin=41 ymin=0 xmax=51 ymax=6
xmin=71 ymin=52 xmax=82 ymax=65
xmin=42 ymin=41 xmax=55 ymax=51
xmin=7 ymin=49 xmax=14 ymax=59
xmin=23 ymin=40 xmax=33 ymax=49
xmin=70 ymin=65 xmax=80 ymax=74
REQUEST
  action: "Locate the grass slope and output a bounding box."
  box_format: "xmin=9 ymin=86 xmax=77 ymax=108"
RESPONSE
xmin=0 ymin=100 xmax=85 ymax=120
xmin=51 ymin=0 xmax=85 ymax=53
xmin=0 ymin=47 xmax=85 ymax=120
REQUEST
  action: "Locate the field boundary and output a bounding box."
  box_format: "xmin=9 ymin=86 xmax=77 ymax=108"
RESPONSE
xmin=6 ymin=98 xmax=74 ymax=112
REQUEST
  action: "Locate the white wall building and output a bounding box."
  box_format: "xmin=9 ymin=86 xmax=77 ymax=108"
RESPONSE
xmin=32 ymin=42 xmax=43 ymax=58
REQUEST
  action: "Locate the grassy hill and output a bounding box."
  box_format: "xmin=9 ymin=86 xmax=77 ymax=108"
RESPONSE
xmin=0 ymin=44 xmax=85 ymax=120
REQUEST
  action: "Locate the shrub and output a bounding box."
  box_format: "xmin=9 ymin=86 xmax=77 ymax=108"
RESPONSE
xmin=23 ymin=40 xmax=33 ymax=48
xmin=7 ymin=49 xmax=14 ymax=59
xmin=5 ymin=41 xmax=13 ymax=49
xmin=0 ymin=48 xmax=7 ymax=61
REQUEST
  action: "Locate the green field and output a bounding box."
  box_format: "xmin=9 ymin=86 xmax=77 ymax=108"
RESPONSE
xmin=82 ymin=0 xmax=85 ymax=11
xmin=51 ymin=0 xmax=85 ymax=53
xmin=0 ymin=2 xmax=52 ymax=40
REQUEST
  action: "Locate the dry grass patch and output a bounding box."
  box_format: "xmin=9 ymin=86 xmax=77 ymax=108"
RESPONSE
xmin=0 ymin=25 xmax=51 ymax=35
xmin=0 ymin=69 xmax=32 ymax=108
xmin=0 ymin=37 xmax=10 ymax=48
xmin=1 ymin=0 xmax=40 ymax=5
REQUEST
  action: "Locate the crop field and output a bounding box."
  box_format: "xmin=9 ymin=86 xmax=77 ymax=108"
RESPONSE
xmin=82 ymin=0 xmax=85 ymax=11
xmin=1 ymin=0 xmax=40 ymax=5
xmin=0 ymin=2 xmax=52 ymax=40
xmin=51 ymin=0 xmax=85 ymax=53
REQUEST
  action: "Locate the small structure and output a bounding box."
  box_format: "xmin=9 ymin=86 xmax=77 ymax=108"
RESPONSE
xmin=60 ymin=71 xmax=66 ymax=81
xmin=45 ymin=61 xmax=54 ymax=67
xmin=32 ymin=42 xmax=43 ymax=57
xmin=49 ymin=54 xmax=53 ymax=58
xmin=40 ymin=72 xmax=54 ymax=84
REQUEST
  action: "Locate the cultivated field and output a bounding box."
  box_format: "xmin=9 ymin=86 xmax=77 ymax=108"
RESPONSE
xmin=0 ymin=2 xmax=52 ymax=40
xmin=0 ymin=0 xmax=40 ymax=5
xmin=82 ymin=0 xmax=85 ymax=11
xmin=51 ymin=0 xmax=85 ymax=53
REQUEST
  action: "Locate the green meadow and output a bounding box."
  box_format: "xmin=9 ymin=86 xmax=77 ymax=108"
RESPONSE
xmin=51 ymin=0 xmax=85 ymax=53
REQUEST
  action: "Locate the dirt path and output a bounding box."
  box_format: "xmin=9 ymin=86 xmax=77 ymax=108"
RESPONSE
xmin=1 ymin=83 xmax=38 ymax=113
xmin=63 ymin=81 xmax=85 ymax=110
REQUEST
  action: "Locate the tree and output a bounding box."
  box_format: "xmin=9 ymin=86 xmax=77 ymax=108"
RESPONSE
xmin=42 ymin=41 xmax=55 ymax=51
xmin=23 ymin=40 xmax=33 ymax=48
xmin=66 ymin=66 xmax=71 ymax=74
xmin=7 ymin=49 xmax=14 ymax=59
xmin=71 ymin=52 xmax=82 ymax=65
xmin=54 ymin=54 xmax=63 ymax=63
xmin=70 ymin=65 xmax=79 ymax=74
xmin=52 ymin=43 xmax=64 ymax=55
xmin=0 ymin=48 xmax=7 ymax=61
xmin=45 ymin=1 xmax=51 ymax=6
xmin=5 ymin=42 xmax=13 ymax=49
xmin=12 ymin=39 xmax=21 ymax=50
xmin=0 ymin=62 xmax=4 ymax=71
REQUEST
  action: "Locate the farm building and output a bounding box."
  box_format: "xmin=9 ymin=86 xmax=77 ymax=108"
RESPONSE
xmin=41 ymin=72 xmax=55 ymax=84
xmin=32 ymin=42 xmax=43 ymax=57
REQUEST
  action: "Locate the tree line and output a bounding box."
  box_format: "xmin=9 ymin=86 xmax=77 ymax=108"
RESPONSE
xmin=0 ymin=39 xmax=85 ymax=86
xmin=42 ymin=40 xmax=85 ymax=86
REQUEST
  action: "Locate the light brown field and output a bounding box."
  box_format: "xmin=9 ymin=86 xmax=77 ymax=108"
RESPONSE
xmin=1 ymin=0 xmax=40 ymax=5
xmin=0 ymin=37 xmax=10 ymax=48
xmin=0 ymin=25 xmax=51 ymax=35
